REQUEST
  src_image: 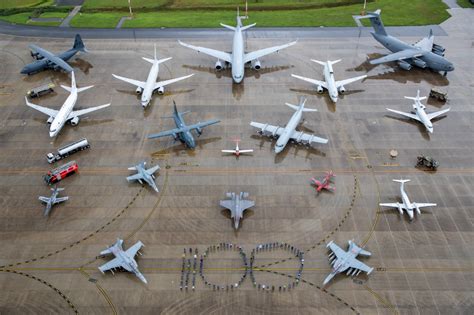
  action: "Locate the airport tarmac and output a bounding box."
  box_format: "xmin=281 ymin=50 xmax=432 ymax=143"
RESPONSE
xmin=0 ymin=8 xmax=472 ymax=315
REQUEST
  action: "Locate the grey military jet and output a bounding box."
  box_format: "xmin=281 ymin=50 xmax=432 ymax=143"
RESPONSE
xmin=99 ymin=238 xmax=147 ymax=284
xmin=386 ymin=90 xmax=450 ymax=133
xmin=126 ymin=161 xmax=161 ymax=192
xmin=178 ymin=9 xmax=296 ymax=83
xmin=354 ymin=10 xmax=454 ymax=75
xmin=39 ymin=186 xmax=69 ymax=216
xmin=21 ymin=34 xmax=87 ymax=75
xmin=324 ymin=240 xmax=374 ymax=286
xmin=220 ymin=192 xmax=255 ymax=229
xmin=379 ymin=179 xmax=436 ymax=220
xmin=147 ymin=102 xmax=220 ymax=149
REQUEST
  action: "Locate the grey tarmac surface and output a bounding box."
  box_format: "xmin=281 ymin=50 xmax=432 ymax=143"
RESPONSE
xmin=0 ymin=7 xmax=472 ymax=315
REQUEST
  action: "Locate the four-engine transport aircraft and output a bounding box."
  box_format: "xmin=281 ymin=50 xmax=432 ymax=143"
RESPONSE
xmin=112 ymin=45 xmax=194 ymax=108
xmin=39 ymin=186 xmax=69 ymax=216
xmin=353 ymin=10 xmax=454 ymax=75
xmin=178 ymin=9 xmax=297 ymax=83
xmin=379 ymin=179 xmax=437 ymax=220
xmin=250 ymin=97 xmax=328 ymax=154
xmin=291 ymin=59 xmax=367 ymax=103
xmin=99 ymin=239 xmax=147 ymax=284
xmin=126 ymin=161 xmax=161 ymax=193
xmin=386 ymin=90 xmax=450 ymax=133
xmin=324 ymin=240 xmax=374 ymax=286
xmin=21 ymin=34 xmax=88 ymax=75
xmin=25 ymin=71 xmax=110 ymax=137
xmin=148 ymin=102 xmax=220 ymax=149
xmin=220 ymin=192 xmax=255 ymax=229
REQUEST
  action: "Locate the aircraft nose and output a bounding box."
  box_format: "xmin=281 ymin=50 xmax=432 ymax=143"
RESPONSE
xmin=49 ymin=131 xmax=56 ymax=138
xmin=141 ymin=100 xmax=149 ymax=108
xmin=233 ymin=76 xmax=243 ymax=83
xmin=20 ymin=67 xmax=28 ymax=74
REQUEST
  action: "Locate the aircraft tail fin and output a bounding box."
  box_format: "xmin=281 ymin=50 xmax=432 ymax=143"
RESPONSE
xmin=240 ymin=23 xmax=256 ymax=31
xmin=72 ymin=34 xmax=88 ymax=53
xmin=404 ymin=90 xmax=427 ymax=102
xmin=393 ymin=179 xmax=410 ymax=184
xmin=329 ymin=59 xmax=341 ymax=66
xmin=353 ymin=9 xmax=386 ymax=36
xmin=285 ymin=97 xmax=317 ymax=112
xmin=311 ymin=59 xmax=326 ymax=66
xmin=220 ymin=23 xmax=236 ymax=31
xmin=348 ymin=240 xmax=371 ymax=256
xmin=100 ymin=239 xmax=122 ymax=255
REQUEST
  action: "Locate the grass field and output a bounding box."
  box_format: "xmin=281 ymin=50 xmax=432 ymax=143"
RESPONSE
xmin=0 ymin=0 xmax=53 ymax=9
xmin=82 ymin=0 xmax=169 ymax=9
xmin=69 ymin=12 xmax=123 ymax=28
xmin=456 ymin=0 xmax=474 ymax=7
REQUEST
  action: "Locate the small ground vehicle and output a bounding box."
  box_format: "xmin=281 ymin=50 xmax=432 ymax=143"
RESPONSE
xmin=44 ymin=161 xmax=78 ymax=184
xmin=47 ymin=138 xmax=90 ymax=163
xmin=429 ymin=88 xmax=447 ymax=102
xmin=416 ymin=155 xmax=439 ymax=170
xmin=27 ymin=83 xmax=55 ymax=98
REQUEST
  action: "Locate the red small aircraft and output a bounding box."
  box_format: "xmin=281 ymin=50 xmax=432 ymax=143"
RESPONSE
xmin=221 ymin=139 xmax=253 ymax=157
xmin=310 ymin=171 xmax=335 ymax=192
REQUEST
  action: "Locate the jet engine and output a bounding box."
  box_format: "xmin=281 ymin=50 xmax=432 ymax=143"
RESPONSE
xmin=432 ymin=49 xmax=445 ymax=57
xmin=398 ymin=60 xmax=412 ymax=71
xmin=157 ymin=86 xmax=164 ymax=95
xmin=413 ymin=203 xmax=421 ymax=215
xmin=136 ymin=87 xmax=143 ymax=94
xmin=412 ymin=58 xmax=427 ymax=69
xmin=316 ymin=85 xmax=324 ymax=93
xmin=251 ymin=59 xmax=261 ymax=70
xmin=196 ymin=127 xmax=203 ymax=136
xmin=432 ymin=43 xmax=445 ymax=53
xmin=338 ymin=85 xmax=346 ymax=94
xmin=70 ymin=116 xmax=80 ymax=126
xmin=172 ymin=133 xmax=178 ymax=141
xmin=397 ymin=204 xmax=403 ymax=215
xmin=47 ymin=117 xmax=54 ymax=124
xmin=215 ymin=60 xmax=223 ymax=71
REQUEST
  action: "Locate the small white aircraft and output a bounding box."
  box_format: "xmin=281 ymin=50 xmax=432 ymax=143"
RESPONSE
xmin=179 ymin=8 xmax=296 ymax=83
xmin=25 ymin=71 xmax=110 ymax=137
xmin=250 ymin=97 xmax=328 ymax=154
xmin=386 ymin=90 xmax=450 ymax=133
xmin=112 ymin=45 xmax=194 ymax=108
xmin=221 ymin=139 xmax=253 ymax=157
xmin=379 ymin=179 xmax=437 ymax=220
xmin=292 ymin=59 xmax=367 ymax=103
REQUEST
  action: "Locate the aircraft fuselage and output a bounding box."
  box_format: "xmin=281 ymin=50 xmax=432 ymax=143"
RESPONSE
xmin=274 ymin=108 xmax=303 ymax=153
xmin=49 ymin=89 xmax=78 ymax=138
xmin=231 ymin=27 xmax=245 ymax=83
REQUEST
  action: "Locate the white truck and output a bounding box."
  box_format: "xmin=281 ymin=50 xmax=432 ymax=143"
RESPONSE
xmin=47 ymin=138 xmax=90 ymax=163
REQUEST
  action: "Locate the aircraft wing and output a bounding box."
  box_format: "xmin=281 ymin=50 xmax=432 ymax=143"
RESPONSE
xmin=125 ymin=241 xmax=144 ymax=258
xmin=369 ymin=49 xmax=425 ymax=65
xmin=29 ymin=44 xmax=73 ymax=72
xmin=25 ymin=97 xmax=59 ymax=118
xmin=54 ymin=197 xmax=69 ymax=204
xmin=327 ymin=241 xmax=346 ymax=259
xmin=154 ymin=74 xmax=194 ymax=90
xmin=335 ymin=75 xmax=367 ymax=88
xmin=178 ymin=40 xmax=232 ymax=63
xmin=146 ymin=165 xmax=160 ymax=176
xmin=147 ymin=127 xmax=183 ymax=139
xmin=386 ymin=108 xmax=420 ymax=121
xmin=38 ymin=196 xmax=50 ymax=203
xmin=69 ymin=103 xmax=110 ymax=119
xmin=414 ymin=33 xmax=434 ymax=51
xmin=348 ymin=258 xmax=373 ymax=274
xmin=290 ymin=130 xmax=328 ymax=144
xmin=412 ymin=203 xmax=437 ymax=208
xmin=238 ymin=149 xmax=253 ymax=153
xmin=219 ymin=200 xmax=233 ymax=210
xmin=427 ymin=108 xmax=450 ymax=120
xmin=99 ymin=257 xmax=131 ymax=273
xmin=221 ymin=150 xmax=237 ymax=153
xmin=185 ymin=119 xmax=221 ymax=132
xmin=239 ymin=200 xmax=255 ymax=211
xmin=126 ymin=173 xmax=144 ymax=182
xmin=250 ymin=122 xmax=284 ymax=136
xmin=112 ymin=74 xmax=146 ymax=89
xmin=291 ymin=74 xmax=327 ymax=89
xmin=243 ymin=41 xmax=297 ymax=63
xmin=379 ymin=203 xmax=401 ymax=208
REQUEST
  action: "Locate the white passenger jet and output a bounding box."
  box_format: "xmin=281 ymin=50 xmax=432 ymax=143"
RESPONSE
xmin=292 ymin=59 xmax=367 ymax=103
xmin=179 ymin=9 xmax=296 ymax=83
xmin=112 ymin=45 xmax=194 ymax=108
xmin=25 ymin=71 xmax=110 ymax=137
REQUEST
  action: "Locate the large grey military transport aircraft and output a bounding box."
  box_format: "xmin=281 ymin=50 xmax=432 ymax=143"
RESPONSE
xmin=250 ymin=97 xmax=328 ymax=154
xmin=112 ymin=45 xmax=194 ymax=108
xmin=379 ymin=179 xmax=437 ymax=220
xmin=324 ymin=240 xmax=374 ymax=286
xmin=99 ymin=239 xmax=147 ymax=284
xmin=220 ymin=192 xmax=255 ymax=229
xmin=147 ymin=102 xmax=220 ymax=149
xmin=354 ymin=10 xmax=454 ymax=75
xmin=39 ymin=186 xmax=68 ymax=216
xmin=21 ymin=34 xmax=87 ymax=75
xmin=126 ymin=161 xmax=161 ymax=192
xmin=178 ymin=10 xmax=296 ymax=83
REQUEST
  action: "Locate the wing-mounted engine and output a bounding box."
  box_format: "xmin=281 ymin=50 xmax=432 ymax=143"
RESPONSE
xmin=412 ymin=58 xmax=427 ymax=69
xmin=172 ymin=133 xmax=178 ymax=141
xmin=70 ymin=116 xmax=80 ymax=126
xmin=136 ymin=87 xmax=143 ymax=94
xmin=156 ymin=86 xmax=164 ymax=95
xmin=251 ymin=59 xmax=261 ymax=70
xmin=413 ymin=203 xmax=421 ymax=214
xmin=338 ymin=85 xmax=346 ymax=94
xmin=30 ymin=51 xmax=44 ymax=60
xmin=432 ymin=43 xmax=445 ymax=56
xmin=215 ymin=60 xmax=223 ymax=70
xmin=316 ymin=85 xmax=324 ymax=93
xmin=398 ymin=60 xmax=412 ymax=71
xmin=195 ymin=127 xmax=203 ymax=136
xmin=397 ymin=203 xmax=404 ymax=215
xmin=47 ymin=117 xmax=54 ymax=124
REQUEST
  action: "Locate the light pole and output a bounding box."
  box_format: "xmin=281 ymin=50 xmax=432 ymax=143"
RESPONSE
xmin=128 ymin=0 xmax=133 ymax=17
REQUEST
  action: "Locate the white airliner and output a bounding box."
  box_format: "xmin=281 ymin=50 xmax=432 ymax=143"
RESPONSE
xmin=386 ymin=90 xmax=450 ymax=133
xmin=221 ymin=139 xmax=253 ymax=156
xmin=112 ymin=45 xmax=194 ymax=108
xmin=25 ymin=71 xmax=110 ymax=137
xmin=292 ymin=59 xmax=367 ymax=103
xmin=250 ymin=97 xmax=328 ymax=154
xmin=179 ymin=9 xmax=296 ymax=83
xmin=379 ymin=179 xmax=437 ymax=220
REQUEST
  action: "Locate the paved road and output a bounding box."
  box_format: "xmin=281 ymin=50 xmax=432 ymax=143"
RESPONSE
xmin=59 ymin=5 xmax=82 ymax=28
xmin=0 ymin=20 xmax=447 ymax=39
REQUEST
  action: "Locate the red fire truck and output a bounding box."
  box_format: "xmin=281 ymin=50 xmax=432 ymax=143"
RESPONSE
xmin=44 ymin=160 xmax=78 ymax=184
